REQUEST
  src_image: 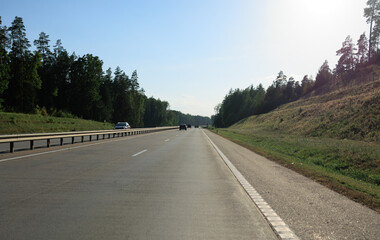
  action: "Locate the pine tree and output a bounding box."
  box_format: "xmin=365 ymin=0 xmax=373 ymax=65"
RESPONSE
xmin=364 ymin=0 xmax=380 ymax=59
xmin=356 ymin=33 xmax=369 ymax=65
xmin=6 ymin=16 xmax=41 ymax=112
xmin=69 ymin=54 xmax=103 ymax=119
xmin=336 ymin=35 xmax=356 ymax=75
xmin=34 ymin=32 xmax=52 ymax=63
xmin=315 ymin=60 xmax=332 ymax=89
xmin=0 ymin=17 xmax=10 ymax=98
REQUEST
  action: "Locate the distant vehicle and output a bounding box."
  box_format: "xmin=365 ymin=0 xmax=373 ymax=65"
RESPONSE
xmin=194 ymin=125 xmax=199 ymax=128
xmin=114 ymin=122 xmax=131 ymax=129
xmin=179 ymin=124 xmax=187 ymax=130
xmin=187 ymin=124 xmax=191 ymax=128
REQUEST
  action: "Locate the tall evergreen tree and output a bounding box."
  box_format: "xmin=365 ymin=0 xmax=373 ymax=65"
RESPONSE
xmin=98 ymin=68 xmax=114 ymax=122
xmin=53 ymin=39 xmax=65 ymax=57
xmin=251 ymin=84 xmax=265 ymax=115
xmin=53 ymin=43 xmax=73 ymax=112
xmin=6 ymin=16 xmax=41 ymax=112
xmin=130 ymin=70 xmax=139 ymax=91
xmin=356 ymin=33 xmax=369 ymax=65
xmin=33 ymin=32 xmax=52 ymax=62
xmin=0 ymin=17 xmax=10 ymax=99
xmin=315 ymin=60 xmax=332 ymax=89
xmin=336 ymin=35 xmax=356 ymax=75
xmin=34 ymin=32 xmax=57 ymax=110
xmin=112 ymin=67 xmax=131 ymax=122
xmin=301 ymin=75 xmax=314 ymax=95
xmin=364 ymin=0 xmax=380 ymax=59
xmin=69 ymin=54 xmax=103 ymax=119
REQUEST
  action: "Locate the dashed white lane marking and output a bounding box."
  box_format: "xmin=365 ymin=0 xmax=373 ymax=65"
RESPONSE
xmin=164 ymin=139 xmax=170 ymax=142
xmin=202 ymin=130 xmax=299 ymax=240
xmin=132 ymin=149 xmax=147 ymax=157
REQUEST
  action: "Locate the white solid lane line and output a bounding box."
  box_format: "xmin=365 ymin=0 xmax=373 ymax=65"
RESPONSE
xmin=132 ymin=149 xmax=147 ymax=157
xmin=202 ymin=130 xmax=299 ymax=240
xmin=164 ymin=139 xmax=170 ymax=142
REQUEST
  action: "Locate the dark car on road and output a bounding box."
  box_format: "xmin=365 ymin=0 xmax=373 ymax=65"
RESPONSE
xmin=179 ymin=124 xmax=187 ymax=130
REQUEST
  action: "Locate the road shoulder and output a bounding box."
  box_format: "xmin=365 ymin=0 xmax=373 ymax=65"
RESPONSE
xmin=203 ymin=129 xmax=380 ymax=240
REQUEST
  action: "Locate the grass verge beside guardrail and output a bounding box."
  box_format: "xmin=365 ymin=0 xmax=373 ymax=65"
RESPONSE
xmin=208 ymin=127 xmax=380 ymax=212
xmin=0 ymin=112 xmax=113 ymax=134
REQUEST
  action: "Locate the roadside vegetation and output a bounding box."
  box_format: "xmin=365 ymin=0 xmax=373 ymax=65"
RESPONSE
xmin=209 ymin=128 xmax=380 ymax=212
xmin=0 ymin=111 xmax=113 ymax=134
xmin=209 ymin=50 xmax=380 ymax=212
xmin=210 ymin=2 xmax=380 ymax=212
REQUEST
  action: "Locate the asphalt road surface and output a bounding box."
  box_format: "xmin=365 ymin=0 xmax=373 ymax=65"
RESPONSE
xmin=0 ymin=129 xmax=278 ymax=240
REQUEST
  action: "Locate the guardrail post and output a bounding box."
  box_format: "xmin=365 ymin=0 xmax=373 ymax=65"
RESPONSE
xmin=72 ymin=137 xmax=75 ymax=144
xmin=89 ymin=135 xmax=92 ymax=142
xmin=10 ymin=142 xmax=14 ymax=153
xmin=30 ymin=140 xmax=34 ymax=150
xmin=60 ymin=138 xmax=63 ymax=145
xmin=47 ymin=139 xmax=51 ymax=148
xmin=81 ymin=136 xmax=84 ymax=142
xmin=103 ymin=134 xmax=105 ymax=139
xmin=108 ymin=134 xmax=110 ymax=139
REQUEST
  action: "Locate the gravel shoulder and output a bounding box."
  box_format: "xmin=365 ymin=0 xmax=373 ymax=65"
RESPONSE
xmin=204 ymin=130 xmax=380 ymax=240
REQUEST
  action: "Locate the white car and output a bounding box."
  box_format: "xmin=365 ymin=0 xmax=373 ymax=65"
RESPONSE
xmin=114 ymin=122 xmax=131 ymax=129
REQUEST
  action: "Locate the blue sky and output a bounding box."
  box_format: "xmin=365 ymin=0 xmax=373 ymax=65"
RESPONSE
xmin=1 ymin=0 xmax=368 ymax=117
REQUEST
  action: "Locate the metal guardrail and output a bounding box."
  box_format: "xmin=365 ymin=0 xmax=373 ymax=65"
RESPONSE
xmin=0 ymin=129 xmax=122 ymax=140
xmin=0 ymin=126 xmax=178 ymax=153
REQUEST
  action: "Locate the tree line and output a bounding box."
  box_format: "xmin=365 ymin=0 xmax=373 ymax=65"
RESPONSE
xmin=212 ymin=1 xmax=376 ymax=128
xmin=0 ymin=16 xmax=211 ymax=127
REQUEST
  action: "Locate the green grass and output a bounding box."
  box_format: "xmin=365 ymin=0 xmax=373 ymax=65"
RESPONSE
xmin=209 ymin=127 xmax=380 ymax=212
xmin=0 ymin=111 xmax=114 ymax=134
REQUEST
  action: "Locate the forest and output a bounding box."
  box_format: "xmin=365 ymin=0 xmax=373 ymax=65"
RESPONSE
xmin=0 ymin=16 xmax=211 ymax=127
xmin=212 ymin=1 xmax=378 ymax=128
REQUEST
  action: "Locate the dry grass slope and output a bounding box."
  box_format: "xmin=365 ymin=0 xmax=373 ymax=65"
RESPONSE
xmin=234 ymin=65 xmax=380 ymax=143
xmin=216 ymin=65 xmax=380 ymax=211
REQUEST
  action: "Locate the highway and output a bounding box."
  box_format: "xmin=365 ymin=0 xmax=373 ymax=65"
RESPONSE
xmin=0 ymin=128 xmax=278 ymax=239
xmin=1 ymin=128 xmax=379 ymax=240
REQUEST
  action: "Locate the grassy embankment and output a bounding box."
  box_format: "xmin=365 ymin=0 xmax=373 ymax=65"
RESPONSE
xmin=210 ymin=65 xmax=380 ymax=212
xmin=0 ymin=111 xmax=113 ymax=134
